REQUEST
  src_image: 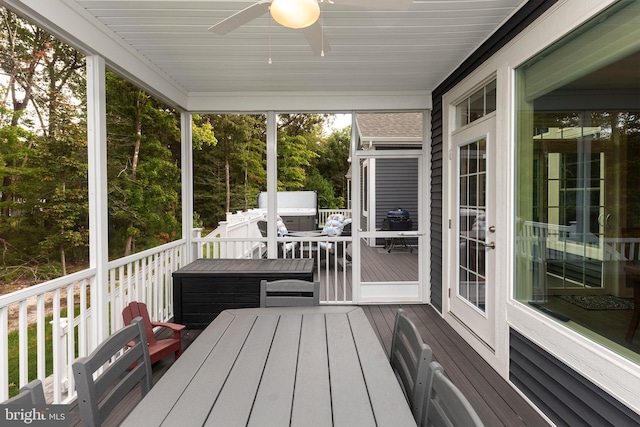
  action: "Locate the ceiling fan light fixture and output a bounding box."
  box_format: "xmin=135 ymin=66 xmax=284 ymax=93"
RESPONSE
xmin=270 ymin=0 xmax=320 ymax=29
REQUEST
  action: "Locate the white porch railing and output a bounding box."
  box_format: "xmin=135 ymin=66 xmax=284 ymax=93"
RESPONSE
xmin=195 ymin=208 xmax=353 ymax=304
xmin=199 ymin=208 xmax=265 ymax=259
xmin=0 ymin=240 xmax=187 ymax=403
xmin=1 ymin=209 xmax=352 ymax=403
xmin=318 ymin=209 xmax=351 ymax=226
xmin=193 ymin=232 xmax=353 ymax=304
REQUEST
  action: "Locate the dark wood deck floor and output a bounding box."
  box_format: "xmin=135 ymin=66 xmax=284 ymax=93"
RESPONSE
xmin=68 ymin=303 xmax=548 ymax=426
xmin=363 ymin=304 xmax=549 ymax=427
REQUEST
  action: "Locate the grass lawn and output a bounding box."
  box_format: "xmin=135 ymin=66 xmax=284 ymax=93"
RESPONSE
xmin=7 ymin=307 xmax=78 ymax=397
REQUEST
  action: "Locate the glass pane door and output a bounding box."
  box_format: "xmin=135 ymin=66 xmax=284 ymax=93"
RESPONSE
xmin=459 ymin=139 xmax=487 ymax=312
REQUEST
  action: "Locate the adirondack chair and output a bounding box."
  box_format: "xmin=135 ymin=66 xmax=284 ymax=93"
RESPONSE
xmin=122 ymin=301 xmax=185 ymax=365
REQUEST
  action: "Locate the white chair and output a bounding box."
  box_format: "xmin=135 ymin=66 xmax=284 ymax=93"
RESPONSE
xmin=390 ymin=308 xmax=433 ymax=425
xmin=422 ymin=361 xmax=484 ymax=427
xmin=3 ymin=379 xmax=46 ymax=405
xmin=260 ymin=279 xmax=320 ymax=307
xmin=73 ymin=317 xmax=152 ymax=427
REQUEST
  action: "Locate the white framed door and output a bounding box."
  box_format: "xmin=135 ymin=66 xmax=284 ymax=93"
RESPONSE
xmin=449 ymin=115 xmax=496 ymax=349
xmin=352 ymin=149 xmax=425 ymax=303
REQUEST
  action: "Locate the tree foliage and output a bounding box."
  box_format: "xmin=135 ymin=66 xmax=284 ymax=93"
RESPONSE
xmin=311 ymin=126 xmax=351 ymax=208
xmin=193 ymin=114 xmax=266 ymax=229
xmin=105 ymin=70 xmax=182 ymax=257
xmin=0 ymin=9 xmax=87 ymax=281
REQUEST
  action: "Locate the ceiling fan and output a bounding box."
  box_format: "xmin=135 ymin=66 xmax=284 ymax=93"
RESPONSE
xmin=208 ymin=0 xmax=413 ymax=56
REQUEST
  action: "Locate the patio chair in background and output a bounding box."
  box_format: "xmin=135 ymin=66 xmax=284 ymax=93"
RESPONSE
xmin=257 ymin=220 xmax=268 ymax=237
xmin=2 ymin=379 xmax=46 ymax=405
xmin=332 ymin=221 xmax=352 ymax=261
xmin=390 ymin=308 xmax=433 ymax=425
xmin=257 ymin=219 xmax=297 ymax=258
xmin=122 ymin=301 xmax=185 ymax=365
xmin=260 ymin=279 xmax=320 ymax=307
xmin=422 ymin=361 xmax=484 ymax=427
xmin=73 ymin=317 xmax=152 ymax=427
xmin=317 ymin=221 xmax=352 ymax=266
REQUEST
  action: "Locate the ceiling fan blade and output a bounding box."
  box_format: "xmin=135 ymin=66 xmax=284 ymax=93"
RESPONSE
xmin=303 ymin=21 xmax=331 ymax=56
xmin=208 ymin=1 xmax=271 ymax=35
xmin=329 ymin=0 xmax=413 ymax=10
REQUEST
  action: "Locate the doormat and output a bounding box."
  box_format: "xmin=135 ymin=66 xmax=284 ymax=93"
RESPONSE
xmin=557 ymin=294 xmax=634 ymax=310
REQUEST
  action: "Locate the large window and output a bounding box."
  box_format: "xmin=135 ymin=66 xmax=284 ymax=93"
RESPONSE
xmin=515 ymin=1 xmax=640 ymax=362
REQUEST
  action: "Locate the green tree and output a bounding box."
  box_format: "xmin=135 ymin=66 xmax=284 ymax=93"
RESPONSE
xmin=0 ymin=10 xmax=88 ymax=281
xmin=0 ymin=9 xmax=49 ymax=220
xmin=34 ymin=36 xmax=86 ymax=275
xmin=305 ymin=168 xmax=338 ymax=208
xmin=276 ymin=114 xmax=324 ymax=191
xmin=312 ymin=126 xmax=350 ymax=207
xmin=34 ymin=105 xmax=88 ymax=276
xmin=106 ymin=71 xmax=181 ymax=257
xmin=193 ymin=114 xmax=265 ymax=229
xmin=0 ymin=107 xmax=40 ymax=278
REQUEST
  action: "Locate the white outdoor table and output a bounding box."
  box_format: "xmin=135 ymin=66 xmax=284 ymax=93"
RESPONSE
xmin=121 ymin=306 xmax=416 ymax=427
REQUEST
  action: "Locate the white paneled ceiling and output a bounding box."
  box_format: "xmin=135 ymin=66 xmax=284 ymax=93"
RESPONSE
xmin=68 ymin=0 xmax=527 ymax=99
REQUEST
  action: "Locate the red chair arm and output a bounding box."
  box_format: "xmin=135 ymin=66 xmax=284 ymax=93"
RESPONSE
xmin=150 ymin=321 xmax=186 ymax=340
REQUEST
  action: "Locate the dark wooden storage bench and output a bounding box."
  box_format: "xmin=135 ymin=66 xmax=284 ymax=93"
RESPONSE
xmin=172 ymin=258 xmax=315 ymax=329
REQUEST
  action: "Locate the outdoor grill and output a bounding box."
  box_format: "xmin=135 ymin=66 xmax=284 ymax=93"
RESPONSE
xmin=381 ymin=208 xmax=413 ymax=252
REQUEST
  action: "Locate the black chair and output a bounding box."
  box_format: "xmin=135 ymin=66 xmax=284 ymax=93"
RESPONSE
xmin=257 ymin=220 xmax=268 ymax=237
xmin=257 ymin=220 xmax=295 ymax=258
xmin=72 ymin=317 xmax=152 ymax=427
xmin=317 ymin=222 xmax=352 ymax=267
xmin=422 ymin=361 xmax=484 ymax=427
xmin=3 ymin=379 xmax=46 ymax=405
xmin=390 ymin=308 xmax=433 ymax=425
xmin=335 ymin=222 xmax=352 ymax=261
xmin=260 ymin=279 xmax=320 ymax=307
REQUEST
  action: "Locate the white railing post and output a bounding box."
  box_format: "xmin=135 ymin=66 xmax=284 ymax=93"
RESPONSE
xmin=51 ymin=317 xmax=69 ymax=395
xmin=193 ymin=228 xmax=203 ymax=259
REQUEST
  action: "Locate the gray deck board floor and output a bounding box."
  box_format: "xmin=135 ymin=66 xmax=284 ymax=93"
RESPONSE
xmin=318 ymin=241 xmax=418 ymax=302
xmin=363 ymin=304 xmax=549 ymax=427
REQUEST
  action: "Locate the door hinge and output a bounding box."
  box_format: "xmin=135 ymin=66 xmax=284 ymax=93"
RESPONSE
xmin=448 ymin=288 xmax=451 ymax=298
xmin=448 ymin=219 xmax=451 ymax=229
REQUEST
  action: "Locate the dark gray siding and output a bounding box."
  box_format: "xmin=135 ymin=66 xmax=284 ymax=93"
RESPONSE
xmin=430 ymin=95 xmax=444 ymax=312
xmin=510 ymin=329 xmax=640 ymax=427
xmin=375 ymin=158 xmax=419 ymax=232
xmin=429 ymin=0 xmax=559 ymax=313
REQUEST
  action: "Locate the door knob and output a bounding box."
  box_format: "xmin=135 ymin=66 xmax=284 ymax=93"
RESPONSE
xmin=484 ymin=241 xmax=496 ymax=250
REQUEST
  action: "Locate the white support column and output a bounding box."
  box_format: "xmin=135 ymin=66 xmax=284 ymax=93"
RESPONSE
xmin=266 ymin=111 xmax=278 ymax=258
xmin=86 ymin=55 xmax=109 ymax=346
xmin=181 ymin=112 xmax=194 ymax=263
xmin=421 ymin=109 xmax=431 ymax=304
xmin=350 ymin=113 xmax=360 ymax=303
